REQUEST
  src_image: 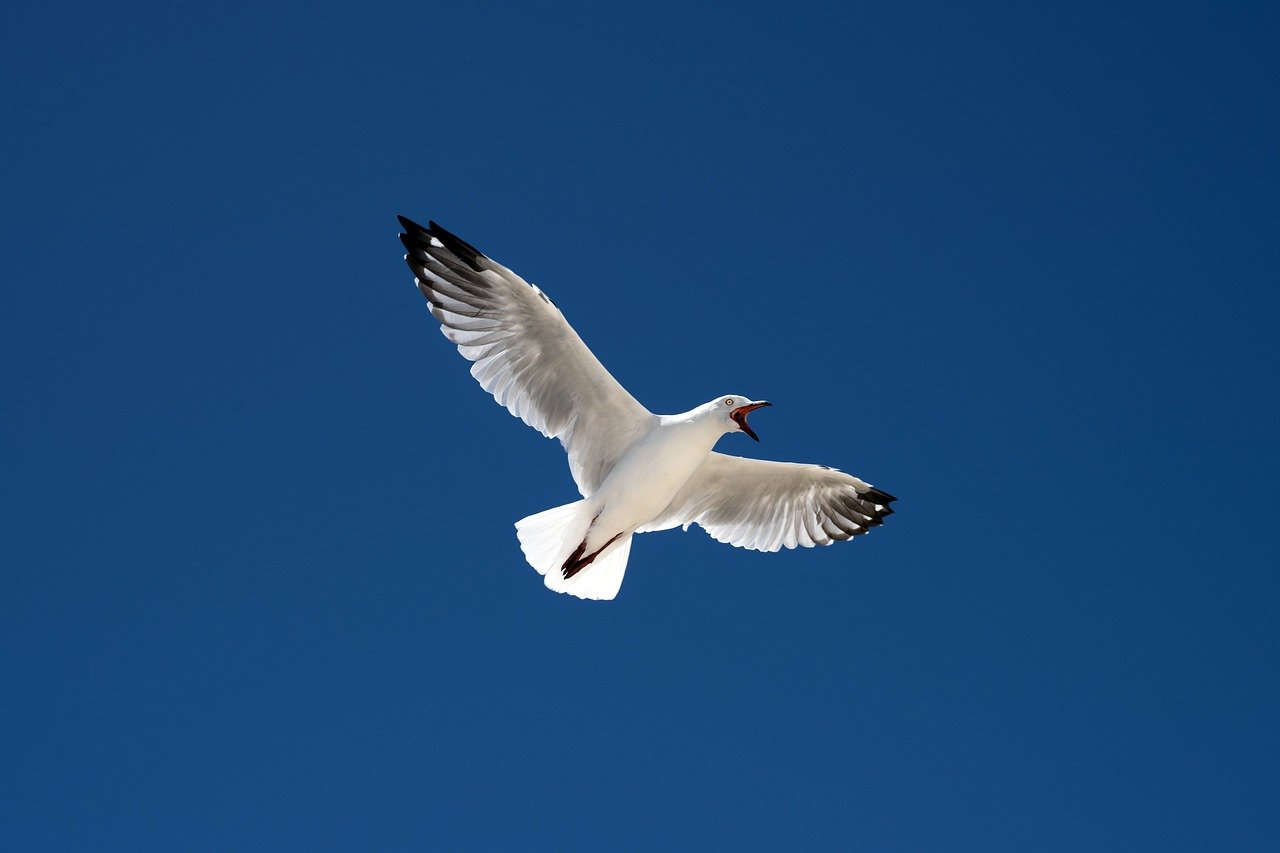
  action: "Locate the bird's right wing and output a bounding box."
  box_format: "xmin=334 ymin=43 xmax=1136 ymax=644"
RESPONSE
xmin=399 ymin=216 xmax=655 ymax=497
xmin=639 ymin=452 xmax=897 ymax=551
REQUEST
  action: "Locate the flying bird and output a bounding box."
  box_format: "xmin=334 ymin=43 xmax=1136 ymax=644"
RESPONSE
xmin=398 ymin=215 xmax=896 ymax=600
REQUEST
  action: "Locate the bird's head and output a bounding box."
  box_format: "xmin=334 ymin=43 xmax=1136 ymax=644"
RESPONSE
xmin=706 ymin=395 xmax=772 ymax=441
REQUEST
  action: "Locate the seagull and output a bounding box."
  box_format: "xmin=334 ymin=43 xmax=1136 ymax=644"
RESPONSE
xmin=398 ymin=215 xmax=896 ymax=601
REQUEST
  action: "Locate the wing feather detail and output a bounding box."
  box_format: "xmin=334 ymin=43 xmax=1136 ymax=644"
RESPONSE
xmin=640 ymin=452 xmax=896 ymax=552
xmin=399 ymin=216 xmax=654 ymax=496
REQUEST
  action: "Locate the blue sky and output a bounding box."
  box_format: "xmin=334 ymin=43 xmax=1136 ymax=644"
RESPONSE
xmin=3 ymin=1 xmax=1278 ymax=849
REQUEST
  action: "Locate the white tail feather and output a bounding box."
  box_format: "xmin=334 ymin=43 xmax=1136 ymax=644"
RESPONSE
xmin=514 ymin=501 xmax=633 ymax=601
xmin=514 ymin=501 xmax=591 ymax=575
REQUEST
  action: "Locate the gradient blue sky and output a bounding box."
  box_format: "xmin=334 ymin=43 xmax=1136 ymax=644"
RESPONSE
xmin=3 ymin=1 xmax=1278 ymax=849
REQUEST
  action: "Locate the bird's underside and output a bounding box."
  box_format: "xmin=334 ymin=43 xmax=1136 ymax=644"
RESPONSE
xmin=399 ymin=214 xmax=897 ymax=601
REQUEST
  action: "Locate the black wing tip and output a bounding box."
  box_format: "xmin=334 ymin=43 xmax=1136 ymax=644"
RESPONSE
xmin=829 ymin=485 xmax=897 ymax=540
xmin=426 ymin=219 xmax=487 ymax=271
xmin=397 ymin=213 xmax=421 ymax=229
xmin=862 ymin=487 xmax=898 ymax=505
xmin=396 ymin=214 xmax=489 ymax=273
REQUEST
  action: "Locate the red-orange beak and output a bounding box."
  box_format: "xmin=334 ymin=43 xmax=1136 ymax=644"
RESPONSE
xmin=730 ymin=401 xmax=772 ymax=441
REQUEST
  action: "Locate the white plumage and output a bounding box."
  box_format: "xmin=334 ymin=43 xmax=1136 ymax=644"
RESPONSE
xmin=400 ymin=216 xmax=896 ymax=601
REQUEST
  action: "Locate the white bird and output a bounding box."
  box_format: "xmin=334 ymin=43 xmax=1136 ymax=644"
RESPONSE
xmin=399 ymin=215 xmax=896 ymax=601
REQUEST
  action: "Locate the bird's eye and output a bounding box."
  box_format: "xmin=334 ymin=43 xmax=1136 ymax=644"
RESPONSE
xmin=724 ymin=398 xmax=734 ymax=406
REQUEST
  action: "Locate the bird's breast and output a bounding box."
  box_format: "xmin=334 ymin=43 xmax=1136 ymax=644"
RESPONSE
xmin=593 ymin=428 xmax=715 ymax=529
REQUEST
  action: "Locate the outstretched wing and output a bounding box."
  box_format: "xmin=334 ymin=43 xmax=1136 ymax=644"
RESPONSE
xmin=640 ymin=452 xmax=896 ymax=551
xmin=399 ymin=216 xmax=655 ymax=496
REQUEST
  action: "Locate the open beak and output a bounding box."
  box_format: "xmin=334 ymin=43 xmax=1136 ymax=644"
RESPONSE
xmin=730 ymin=401 xmax=772 ymax=442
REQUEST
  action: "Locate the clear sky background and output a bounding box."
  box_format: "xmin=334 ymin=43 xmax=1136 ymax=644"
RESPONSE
xmin=3 ymin=1 xmax=1278 ymax=849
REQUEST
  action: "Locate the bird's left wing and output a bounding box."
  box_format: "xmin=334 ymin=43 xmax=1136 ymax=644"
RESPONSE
xmin=639 ymin=452 xmax=896 ymax=551
xmin=399 ymin=216 xmax=654 ymax=496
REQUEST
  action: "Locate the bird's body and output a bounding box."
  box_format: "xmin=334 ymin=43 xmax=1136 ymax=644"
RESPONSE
xmin=596 ymin=411 xmax=725 ymax=540
xmin=550 ymin=407 xmax=741 ymax=573
xmin=399 ymin=215 xmax=896 ymax=600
